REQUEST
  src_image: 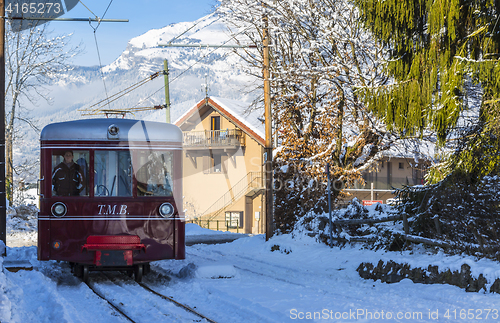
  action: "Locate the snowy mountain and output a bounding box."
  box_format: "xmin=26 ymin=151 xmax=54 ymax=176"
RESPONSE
xmin=16 ymin=14 xmax=259 ymax=182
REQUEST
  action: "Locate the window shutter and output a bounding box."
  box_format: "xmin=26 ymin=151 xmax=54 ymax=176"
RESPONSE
xmin=239 ymin=212 xmax=244 ymax=228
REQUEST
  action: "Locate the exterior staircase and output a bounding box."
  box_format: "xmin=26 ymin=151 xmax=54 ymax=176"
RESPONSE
xmin=197 ymin=172 xmax=264 ymax=222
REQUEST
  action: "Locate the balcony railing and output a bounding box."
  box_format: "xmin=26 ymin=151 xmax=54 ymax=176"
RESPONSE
xmin=183 ymin=129 xmax=244 ymax=149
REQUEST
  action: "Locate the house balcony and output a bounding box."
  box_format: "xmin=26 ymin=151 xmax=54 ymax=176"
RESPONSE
xmin=183 ymin=129 xmax=245 ymax=150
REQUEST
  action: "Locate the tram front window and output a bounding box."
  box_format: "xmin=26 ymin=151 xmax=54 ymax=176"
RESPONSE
xmin=134 ymin=150 xmax=173 ymax=197
xmin=94 ymin=151 xmax=133 ymax=197
xmin=51 ymin=150 xmax=89 ymax=197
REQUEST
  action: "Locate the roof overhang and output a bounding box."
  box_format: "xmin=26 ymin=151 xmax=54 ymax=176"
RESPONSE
xmin=175 ymin=97 xmax=265 ymax=147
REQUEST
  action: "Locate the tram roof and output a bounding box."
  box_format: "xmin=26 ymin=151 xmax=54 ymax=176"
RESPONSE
xmin=41 ymin=118 xmax=183 ymax=142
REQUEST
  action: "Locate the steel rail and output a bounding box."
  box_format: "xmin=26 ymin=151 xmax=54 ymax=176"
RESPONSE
xmin=88 ymin=271 xmax=217 ymax=323
xmin=86 ymin=280 xmax=136 ymax=323
xmin=138 ymin=282 xmax=218 ymax=323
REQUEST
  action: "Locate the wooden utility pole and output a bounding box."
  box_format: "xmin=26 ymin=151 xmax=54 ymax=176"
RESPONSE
xmin=263 ymin=14 xmax=273 ymax=241
xmin=0 ymin=0 xmax=6 ymax=255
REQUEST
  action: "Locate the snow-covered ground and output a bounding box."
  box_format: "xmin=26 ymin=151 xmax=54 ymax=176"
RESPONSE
xmin=2 ymin=206 xmax=500 ymax=322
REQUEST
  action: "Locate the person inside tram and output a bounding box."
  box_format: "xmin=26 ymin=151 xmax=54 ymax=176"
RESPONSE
xmin=52 ymin=150 xmax=86 ymax=196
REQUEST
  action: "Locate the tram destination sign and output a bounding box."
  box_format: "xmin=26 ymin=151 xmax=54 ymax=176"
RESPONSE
xmin=5 ymin=0 xmax=78 ymax=31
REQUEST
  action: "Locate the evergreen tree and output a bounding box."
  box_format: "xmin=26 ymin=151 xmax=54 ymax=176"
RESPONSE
xmin=353 ymin=0 xmax=500 ymax=253
xmin=354 ymin=0 xmax=500 ymax=180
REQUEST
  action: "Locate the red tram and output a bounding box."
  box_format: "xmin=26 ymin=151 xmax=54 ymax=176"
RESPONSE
xmin=37 ymin=119 xmax=185 ymax=282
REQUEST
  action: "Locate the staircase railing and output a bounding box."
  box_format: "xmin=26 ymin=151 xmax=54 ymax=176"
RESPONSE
xmin=197 ymin=171 xmax=263 ymax=221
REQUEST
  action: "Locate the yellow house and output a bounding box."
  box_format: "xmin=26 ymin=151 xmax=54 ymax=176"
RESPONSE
xmin=175 ymin=97 xmax=265 ymax=234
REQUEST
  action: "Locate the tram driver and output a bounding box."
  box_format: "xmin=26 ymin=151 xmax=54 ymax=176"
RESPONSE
xmin=52 ymin=150 xmax=86 ymax=196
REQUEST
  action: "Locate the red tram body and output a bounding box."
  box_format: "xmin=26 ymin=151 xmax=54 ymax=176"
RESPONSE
xmin=37 ymin=119 xmax=184 ymax=282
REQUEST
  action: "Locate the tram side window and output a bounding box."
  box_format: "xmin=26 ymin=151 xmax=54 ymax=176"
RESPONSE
xmin=51 ymin=150 xmax=89 ymax=197
xmin=134 ymin=150 xmax=173 ymax=197
xmin=94 ymin=151 xmax=133 ymax=197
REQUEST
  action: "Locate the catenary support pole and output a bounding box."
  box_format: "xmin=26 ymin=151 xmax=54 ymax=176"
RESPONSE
xmin=0 ymin=0 xmax=6 ymax=256
xmin=164 ymin=59 xmax=171 ymax=123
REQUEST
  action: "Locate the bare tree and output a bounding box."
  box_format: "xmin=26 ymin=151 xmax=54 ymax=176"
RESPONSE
xmin=218 ymin=0 xmax=398 ymax=231
xmin=5 ymin=21 xmax=80 ymax=203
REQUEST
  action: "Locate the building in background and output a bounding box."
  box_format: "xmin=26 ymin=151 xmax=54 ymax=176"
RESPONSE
xmin=175 ymin=97 xmax=265 ymax=234
xmin=176 ymin=97 xmax=432 ymax=230
xmin=344 ymin=153 xmax=431 ymax=205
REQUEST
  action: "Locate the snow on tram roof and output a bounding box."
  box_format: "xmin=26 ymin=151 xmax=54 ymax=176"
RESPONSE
xmin=41 ymin=118 xmax=183 ymax=142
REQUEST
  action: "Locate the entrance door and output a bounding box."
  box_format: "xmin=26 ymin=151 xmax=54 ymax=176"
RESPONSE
xmin=211 ymin=116 xmax=220 ymax=131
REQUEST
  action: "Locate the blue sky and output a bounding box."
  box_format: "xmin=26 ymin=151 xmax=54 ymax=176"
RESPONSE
xmin=55 ymin=0 xmax=219 ymax=66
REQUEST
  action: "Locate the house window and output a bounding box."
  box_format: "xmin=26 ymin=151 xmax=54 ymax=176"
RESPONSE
xmin=225 ymin=211 xmax=243 ymax=228
xmin=399 ymin=162 xmax=404 ymax=169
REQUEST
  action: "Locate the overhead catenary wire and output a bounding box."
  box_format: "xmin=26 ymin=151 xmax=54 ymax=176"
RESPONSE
xmin=92 ymin=32 xmax=111 ymax=108
xmin=132 ymin=26 xmax=255 ymax=109
xmin=81 ymin=105 xmax=165 ymax=117
xmin=87 ymin=0 xmax=116 ymax=109
xmin=166 ymin=11 xmax=218 ymax=45
xmin=80 ymin=72 xmax=162 ymax=113
xmin=83 ymin=12 xmax=249 ymax=115
xmin=82 ymin=12 xmax=219 ymax=116
xmin=94 ymin=0 xmax=114 ymax=31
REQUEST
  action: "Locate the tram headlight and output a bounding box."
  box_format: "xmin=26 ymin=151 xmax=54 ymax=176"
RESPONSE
xmin=159 ymin=203 xmax=174 ymax=218
xmin=107 ymin=124 xmax=120 ymax=139
xmin=51 ymin=202 xmax=67 ymax=217
xmin=108 ymin=124 xmax=119 ymax=135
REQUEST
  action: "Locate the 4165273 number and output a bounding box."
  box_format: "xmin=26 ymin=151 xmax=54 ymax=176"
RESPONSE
xmin=6 ymin=2 xmax=62 ymax=15
xmin=444 ymin=309 xmax=499 ymax=320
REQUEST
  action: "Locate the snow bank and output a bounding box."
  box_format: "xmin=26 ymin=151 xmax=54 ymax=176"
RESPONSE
xmin=6 ymin=205 xmax=38 ymax=248
xmin=195 ymin=264 xmax=238 ymax=279
xmin=0 ymin=242 xmax=11 ymax=322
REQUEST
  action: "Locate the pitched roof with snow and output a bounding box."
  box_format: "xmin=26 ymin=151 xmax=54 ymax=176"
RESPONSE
xmin=174 ymin=97 xmax=265 ymax=146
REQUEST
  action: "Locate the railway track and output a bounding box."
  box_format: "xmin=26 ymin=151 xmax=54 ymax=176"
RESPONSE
xmin=147 ymin=264 xmax=287 ymax=323
xmin=86 ymin=272 xmax=217 ymax=323
xmin=186 ymin=249 xmax=316 ymax=288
